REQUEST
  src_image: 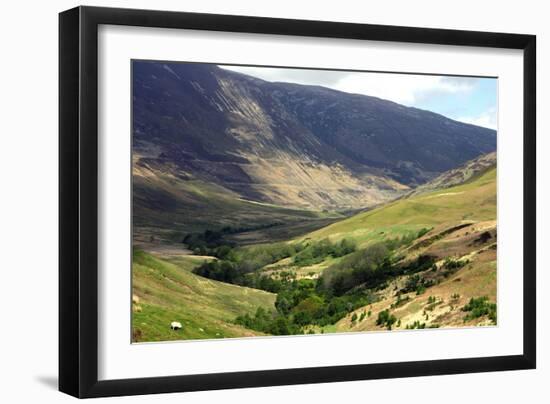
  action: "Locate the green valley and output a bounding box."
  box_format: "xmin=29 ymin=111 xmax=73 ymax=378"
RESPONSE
xmin=131 ymin=61 xmax=498 ymax=342
xmin=132 ymin=163 xmax=497 ymax=341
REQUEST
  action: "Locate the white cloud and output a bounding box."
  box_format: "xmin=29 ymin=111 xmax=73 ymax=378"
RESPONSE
xmin=335 ymin=73 xmax=474 ymax=105
xmin=456 ymin=107 xmax=497 ymax=130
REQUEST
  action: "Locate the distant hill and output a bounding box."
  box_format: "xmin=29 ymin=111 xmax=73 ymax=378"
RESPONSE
xmin=406 ymin=152 xmax=496 ymax=197
xmin=132 ymin=61 xmax=496 ymax=217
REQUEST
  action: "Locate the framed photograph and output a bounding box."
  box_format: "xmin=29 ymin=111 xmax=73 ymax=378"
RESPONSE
xmin=59 ymin=6 xmax=536 ymax=398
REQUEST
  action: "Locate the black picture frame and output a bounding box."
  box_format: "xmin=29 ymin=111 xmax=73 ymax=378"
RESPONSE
xmin=59 ymin=5 xmax=536 ymax=398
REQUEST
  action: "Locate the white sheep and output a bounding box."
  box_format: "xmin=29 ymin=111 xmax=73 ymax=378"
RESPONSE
xmin=170 ymin=321 xmax=182 ymax=331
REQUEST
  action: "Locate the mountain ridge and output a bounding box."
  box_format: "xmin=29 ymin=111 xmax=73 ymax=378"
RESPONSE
xmin=132 ymin=60 xmax=496 ymax=217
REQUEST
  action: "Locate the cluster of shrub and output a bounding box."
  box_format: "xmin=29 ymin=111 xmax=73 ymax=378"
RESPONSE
xmin=462 ymin=296 xmax=497 ymax=323
xmin=404 ymin=321 xmax=440 ymax=329
xmin=192 ymin=242 xmax=304 ymax=289
xmin=425 ymin=295 xmax=441 ymax=312
xmin=235 ymin=277 xmax=375 ymax=335
xmin=183 ymin=228 xmax=234 ymax=255
xmin=182 ymin=223 xmax=282 ymax=255
xmin=193 ymin=238 xmax=358 ymax=290
xmin=405 ymin=321 xmax=426 ymax=329
xmin=376 ymin=309 xmax=397 ymax=330
xmin=401 ymin=273 xmax=436 ymax=295
xmin=391 ymin=293 xmax=411 ymax=309
xmin=234 ymin=307 xmax=303 ymax=336
xmin=441 ymin=257 xmax=469 ymax=278
xmin=198 ymin=227 xmax=435 ymax=335
xmin=350 ymin=310 xmax=370 ymax=324
xmin=319 ymin=243 xmax=436 ymax=297
xmin=293 ymin=238 xmax=356 ymax=267
xmin=398 ymin=255 xmax=469 ymax=296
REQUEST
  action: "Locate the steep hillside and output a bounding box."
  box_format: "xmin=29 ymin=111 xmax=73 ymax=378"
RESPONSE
xmin=133 ymin=61 xmax=496 ymax=218
xmin=332 ymin=220 xmax=497 ymax=332
xmin=407 ymin=151 xmax=496 ymax=196
xmin=132 ymin=250 xmax=276 ymax=342
xmin=132 ymin=156 xmax=343 ymax=247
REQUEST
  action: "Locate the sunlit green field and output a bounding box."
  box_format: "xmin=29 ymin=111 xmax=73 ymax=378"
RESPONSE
xmin=133 ymin=166 xmax=497 ymax=341
xmin=132 ymin=250 xmax=276 ymax=342
xmin=303 ymin=168 xmax=496 ymax=246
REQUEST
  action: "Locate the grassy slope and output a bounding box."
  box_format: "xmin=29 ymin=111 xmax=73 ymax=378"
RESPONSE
xmin=132 ymin=250 xmax=276 ymax=342
xmin=303 ymin=167 xmax=496 ymax=246
xmin=133 ymin=166 xmax=497 ymax=341
xmin=261 ymin=166 xmax=497 ymax=332
xmin=259 ymin=167 xmax=496 ymax=282
xmin=318 ymin=167 xmax=498 ymax=332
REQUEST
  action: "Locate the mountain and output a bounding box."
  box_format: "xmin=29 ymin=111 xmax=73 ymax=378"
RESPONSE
xmin=406 ymin=151 xmax=496 ymax=196
xmin=131 ymin=61 xmax=499 ymax=340
xmin=132 ymin=61 xmax=496 ymax=217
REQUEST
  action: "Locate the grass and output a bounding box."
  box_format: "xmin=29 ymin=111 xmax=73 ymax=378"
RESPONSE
xmin=132 ymin=164 xmax=497 ymax=340
xmin=132 ymin=250 xmax=276 ymax=342
xmin=303 ymin=167 xmax=496 ymax=246
xmin=262 ymin=166 xmax=496 ymax=298
xmin=314 ymin=168 xmax=497 ymax=333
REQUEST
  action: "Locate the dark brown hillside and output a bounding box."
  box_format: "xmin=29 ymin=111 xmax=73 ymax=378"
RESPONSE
xmin=132 ymin=61 xmax=496 ymax=238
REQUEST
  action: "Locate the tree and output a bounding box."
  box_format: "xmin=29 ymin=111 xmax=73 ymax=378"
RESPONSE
xmin=376 ymin=309 xmax=397 ymax=330
xmin=270 ymin=317 xmax=291 ymax=335
xmin=275 ymin=295 xmax=292 ymax=315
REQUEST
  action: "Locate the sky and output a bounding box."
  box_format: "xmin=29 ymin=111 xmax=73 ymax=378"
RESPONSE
xmin=221 ymin=65 xmax=497 ymax=130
